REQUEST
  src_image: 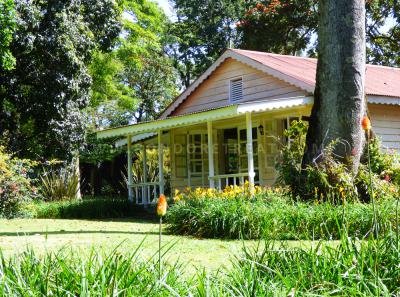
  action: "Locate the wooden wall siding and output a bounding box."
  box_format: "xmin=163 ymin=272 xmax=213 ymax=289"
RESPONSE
xmin=170 ymin=58 xmax=308 ymax=117
xmin=369 ymin=104 xmax=400 ymax=151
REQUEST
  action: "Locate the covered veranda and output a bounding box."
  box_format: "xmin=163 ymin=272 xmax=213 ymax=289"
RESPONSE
xmin=96 ymin=96 xmax=312 ymax=205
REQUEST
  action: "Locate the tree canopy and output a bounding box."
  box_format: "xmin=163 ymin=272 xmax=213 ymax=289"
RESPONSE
xmin=169 ymin=0 xmax=400 ymax=87
xmin=89 ymin=0 xmax=178 ymax=129
xmin=366 ymin=0 xmax=400 ymax=65
xmin=81 ymin=0 xmax=179 ymax=164
xmin=237 ymin=0 xmax=318 ymax=55
xmin=0 ymin=0 xmax=122 ymax=160
xmin=239 ymin=0 xmax=400 ymax=62
xmin=167 ymin=0 xmax=242 ymax=88
xmin=0 ymin=0 xmax=15 ymax=70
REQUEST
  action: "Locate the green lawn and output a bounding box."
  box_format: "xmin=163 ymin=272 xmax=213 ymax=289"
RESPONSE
xmin=0 ymin=219 xmax=249 ymax=274
xmin=0 ymin=219 xmax=315 ymax=275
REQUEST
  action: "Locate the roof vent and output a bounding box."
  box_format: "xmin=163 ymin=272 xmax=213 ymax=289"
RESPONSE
xmin=230 ymin=78 xmax=243 ymax=102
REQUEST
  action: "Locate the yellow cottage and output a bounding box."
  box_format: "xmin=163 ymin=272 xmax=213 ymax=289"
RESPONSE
xmin=97 ymin=49 xmax=400 ymax=204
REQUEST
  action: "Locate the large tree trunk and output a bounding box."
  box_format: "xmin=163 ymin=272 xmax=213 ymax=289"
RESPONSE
xmin=302 ymin=0 xmax=367 ymax=173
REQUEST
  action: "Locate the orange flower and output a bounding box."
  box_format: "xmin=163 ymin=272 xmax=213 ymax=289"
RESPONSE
xmin=156 ymin=194 xmax=167 ymax=217
xmin=361 ymin=116 xmax=371 ymax=131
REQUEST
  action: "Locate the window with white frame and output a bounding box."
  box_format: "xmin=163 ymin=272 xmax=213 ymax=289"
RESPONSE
xmin=187 ymin=133 xmax=209 ymax=186
xmin=229 ymin=78 xmax=243 ymax=102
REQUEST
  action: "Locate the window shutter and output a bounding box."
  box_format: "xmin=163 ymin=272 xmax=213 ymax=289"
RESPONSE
xmin=230 ymin=78 xmax=243 ymax=102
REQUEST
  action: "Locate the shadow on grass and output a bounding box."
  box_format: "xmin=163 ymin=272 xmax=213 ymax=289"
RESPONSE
xmin=0 ymin=230 xmax=161 ymax=236
xmin=37 ymin=217 xmax=160 ymax=223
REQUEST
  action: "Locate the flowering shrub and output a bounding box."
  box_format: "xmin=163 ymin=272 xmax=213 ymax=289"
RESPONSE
xmin=0 ymin=147 xmax=39 ymax=218
xmin=167 ymin=190 xmax=399 ymax=240
xmin=173 ymin=183 xmax=284 ymax=203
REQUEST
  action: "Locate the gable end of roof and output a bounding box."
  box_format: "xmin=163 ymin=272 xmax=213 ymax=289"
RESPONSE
xmin=159 ymin=49 xmax=400 ymax=119
xmin=159 ymin=49 xmax=315 ymax=119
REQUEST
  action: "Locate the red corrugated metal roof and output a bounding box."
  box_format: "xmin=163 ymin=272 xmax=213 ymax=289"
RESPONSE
xmin=231 ymin=49 xmax=400 ymax=98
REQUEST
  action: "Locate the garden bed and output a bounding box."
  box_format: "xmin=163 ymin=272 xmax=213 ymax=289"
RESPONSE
xmin=166 ymin=190 xmax=399 ymax=240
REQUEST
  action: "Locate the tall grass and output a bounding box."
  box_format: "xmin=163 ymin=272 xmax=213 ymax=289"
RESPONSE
xmin=167 ymin=195 xmax=399 ymax=240
xmin=0 ymin=243 xmax=189 ymax=296
xmin=201 ymin=232 xmax=400 ymax=296
xmin=0 ymin=232 xmax=399 ymax=295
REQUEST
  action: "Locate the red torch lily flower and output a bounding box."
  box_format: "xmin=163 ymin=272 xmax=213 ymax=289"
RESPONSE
xmin=362 ymin=116 xmax=371 ymax=131
xmin=157 ymin=194 xmax=167 ymax=217
xmin=157 ymin=194 xmax=167 ymax=280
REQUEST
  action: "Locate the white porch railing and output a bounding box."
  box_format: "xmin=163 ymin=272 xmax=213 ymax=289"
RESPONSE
xmin=130 ymin=182 xmax=160 ymax=205
xmin=209 ymin=173 xmax=249 ymax=190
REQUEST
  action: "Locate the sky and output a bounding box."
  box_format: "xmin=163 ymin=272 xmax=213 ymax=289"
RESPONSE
xmin=122 ymin=0 xmax=175 ymax=24
xmin=153 ymin=0 xmax=174 ymax=18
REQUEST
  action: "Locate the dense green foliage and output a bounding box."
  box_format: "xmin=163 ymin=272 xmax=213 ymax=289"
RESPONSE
xmin=22 ymin=197 xmax=144 ymax=219
xmin=0 ymin=0 xmax=122 ymax=160
xmin=167 ymin=193 xmax=399 ymax=240
xmin=0 ymin=232 xmax=399 ymax=295
xmin=276 ymin=121 xmax=400 ymax=201
xmin=366 ymin=0 xmax=400 ymax=65
xmin=0 ymin=0 xmax=15 ymax=70
xmin=88 ymin=0 xmax=178 ymax=127
xmin=0 ymin=147 xmax=38 ymax=218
